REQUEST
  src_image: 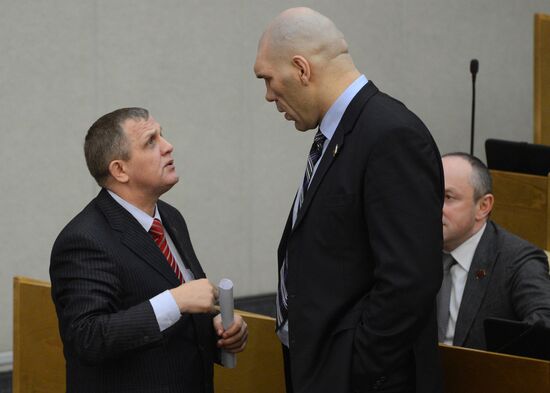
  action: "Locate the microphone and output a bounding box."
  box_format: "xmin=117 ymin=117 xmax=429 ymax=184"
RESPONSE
xmin=470 ymin=59 xmax=479 ymax=83
xmin=470 ymin=59 xmax=479 ymax=155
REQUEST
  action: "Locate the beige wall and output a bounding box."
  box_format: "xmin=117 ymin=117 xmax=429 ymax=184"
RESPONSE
xmin=1 ymin=0 xmax=549 ymax=355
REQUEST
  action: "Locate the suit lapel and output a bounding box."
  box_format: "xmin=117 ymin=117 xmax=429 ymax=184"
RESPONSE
xmin=453 ymin=222 xmax=499 ymax=346
xmin=292 ymin=82 xmax=378 ymax=231
xmin=160 ymin=207 xmax=206 ymax=280
xmin=96 ymin=189 xmax=181 ymax=286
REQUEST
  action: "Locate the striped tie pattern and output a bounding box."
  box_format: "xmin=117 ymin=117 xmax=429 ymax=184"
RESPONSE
xmin=277 ymin=128 xmax=326 ymax=331
xmin=150 ymin=218 xmax=184 ymax=284
xmin=298 ymin=129 xmax=327 ymax=209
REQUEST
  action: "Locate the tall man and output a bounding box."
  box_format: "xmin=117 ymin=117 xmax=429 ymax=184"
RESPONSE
xmin=439 ymin=152 xmax=550 ymax=349
xmin=50 ymin=108 xmax=247 ymax=393
xmin=254 ymin=8 xmax=444 ymax=393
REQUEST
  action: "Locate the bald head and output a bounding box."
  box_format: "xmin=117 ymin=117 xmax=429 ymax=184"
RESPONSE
xmin=259 ymin=7 xmax=349 ymax=64
xmin=254 ymin=8 xmax=361 ymax=131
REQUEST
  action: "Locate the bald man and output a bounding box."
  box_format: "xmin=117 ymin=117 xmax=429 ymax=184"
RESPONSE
xmin=254 ymin=8 xmax=443 ymax=393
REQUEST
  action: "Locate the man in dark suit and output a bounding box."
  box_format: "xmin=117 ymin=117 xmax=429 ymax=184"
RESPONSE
xmin=439 ymin=152 xmax=550 ymax=349
xmin=254 ymin=8 xmax=444 ymax=393
xmin=50 ymin=108 xmax=247 ymax=393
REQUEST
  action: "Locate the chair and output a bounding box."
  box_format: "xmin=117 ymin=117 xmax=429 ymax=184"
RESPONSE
xmin=490 ymin=169 xmax=550 ymax=250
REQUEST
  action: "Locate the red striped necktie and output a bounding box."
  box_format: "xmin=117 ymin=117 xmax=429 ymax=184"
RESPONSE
xmin=150 ymin=218 xmax=184 ymax=284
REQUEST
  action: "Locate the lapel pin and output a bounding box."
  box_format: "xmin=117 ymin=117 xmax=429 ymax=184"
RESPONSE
xmin=333 ymin=144 xmax=339 ymax=157
xmin=475 ymin=269 xmax=487 ymax=280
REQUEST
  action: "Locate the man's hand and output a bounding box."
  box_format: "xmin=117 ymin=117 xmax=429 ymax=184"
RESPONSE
xmin=213 ymin=314 xmax=248 ymax=353
xmin=170 ymin=278 xmax=219 ymax=313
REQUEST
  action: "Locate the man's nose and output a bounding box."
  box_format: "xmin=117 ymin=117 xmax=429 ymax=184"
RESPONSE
xmin=161 ymin=137 xmax=174 ymax=154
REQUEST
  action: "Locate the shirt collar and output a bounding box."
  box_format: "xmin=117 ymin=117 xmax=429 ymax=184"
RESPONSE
xmin=319 ymin=75 xmax=368 ymax=140
xmin=107 ymin=189 xmax=161 ymax=232
xmin=448 ymin=222 xmax=487 ymax=272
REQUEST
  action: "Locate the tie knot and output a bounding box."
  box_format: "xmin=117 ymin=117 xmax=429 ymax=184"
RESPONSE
xmin=150 ymin=218 xmax=164 ymax=238
xmin=313 ymin=129 xmax=326 ymax=149
xmin=442 ymin=253 xmax=456 ymax=272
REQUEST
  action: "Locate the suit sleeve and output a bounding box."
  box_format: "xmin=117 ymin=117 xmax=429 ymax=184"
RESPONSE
xmin=509 ymin=245 xmax=550 ymax=325
xmin=50 ymin=230 xmax=163 ymax=365
xmin=352 ymin=126 xmax=443 ymax=377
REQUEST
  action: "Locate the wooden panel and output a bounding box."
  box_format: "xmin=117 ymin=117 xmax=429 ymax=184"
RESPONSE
xmin=490 ymin=170 xmax=550 ymax=249
xmin=12 ymin=276 xmax=284 ymax=393
xmin=535 ymin=13 xmax=550 ymax=145
xmin=440 ymin=344 xmax=550 ymax=393
xmin=213 ymin=310 xmax=285 ymax=393
xmin=12 ymin=276 xmax=65 ymax=393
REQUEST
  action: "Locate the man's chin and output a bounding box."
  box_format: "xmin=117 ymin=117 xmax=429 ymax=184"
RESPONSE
xmin=293 ymin=122 xmax=313 ymax=132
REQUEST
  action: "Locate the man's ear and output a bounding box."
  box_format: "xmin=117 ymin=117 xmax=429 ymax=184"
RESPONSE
xmin=292 ymin=55 xmax=311 ymax=85
xmin=108 ymin=160 xmax=129 ymax=184
xmin=476 ymin=193 xmax=494 ymax=220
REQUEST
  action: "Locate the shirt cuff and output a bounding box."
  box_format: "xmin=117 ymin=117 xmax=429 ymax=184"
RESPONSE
xmin=150 ymin=290 xmax=181 ymax=331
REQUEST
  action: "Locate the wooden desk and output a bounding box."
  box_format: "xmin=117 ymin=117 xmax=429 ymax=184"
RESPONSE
xmin=440 ymin=344 xmax=550 ymax=393
xmin=12 ymin=276 xmax=284 ymax=393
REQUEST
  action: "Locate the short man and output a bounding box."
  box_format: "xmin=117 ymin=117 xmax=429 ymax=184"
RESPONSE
xmin=439 ymin=152 xmax=550 ymax=349
xmin=50 ymin=108 xmax=247 ymax=393
xmin=254 ymin=7 xmax=444 ymax=393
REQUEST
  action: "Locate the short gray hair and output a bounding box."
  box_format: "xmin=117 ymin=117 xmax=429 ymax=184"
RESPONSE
xmin=84 ymin=107 xmax=149 ymax=187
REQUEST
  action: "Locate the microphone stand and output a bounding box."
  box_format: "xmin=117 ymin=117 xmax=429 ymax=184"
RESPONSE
xmin=470 ymin=59 xmax=479 ymax=155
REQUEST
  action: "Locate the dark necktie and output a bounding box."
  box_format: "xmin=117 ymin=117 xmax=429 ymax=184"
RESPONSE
xmin=298 ymin=129 xmax=327 ymax=210
xmin=277 ymin=128 xmax=327 ymax=331
xmin=150 ymin=218 xmax=184 ymax=284
xmin=437 ymin=253 xmax=457 ymax=342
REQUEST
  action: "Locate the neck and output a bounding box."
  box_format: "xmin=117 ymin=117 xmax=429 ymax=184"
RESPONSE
xmin=318 ymin=68 xmax=361 ymax=119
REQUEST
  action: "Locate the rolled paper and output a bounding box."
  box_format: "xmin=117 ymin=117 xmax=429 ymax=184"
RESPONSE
xmin=219 ymin=278 xmax=236 ymax=368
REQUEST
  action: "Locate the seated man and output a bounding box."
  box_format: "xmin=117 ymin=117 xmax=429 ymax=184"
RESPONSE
xmin=439 ymin=152 xmax=550 ymax=349
xmin=50 ymin=108 xmax=247 ymax=393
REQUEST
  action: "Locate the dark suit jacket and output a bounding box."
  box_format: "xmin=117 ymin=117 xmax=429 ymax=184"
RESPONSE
xmin=50 ymin=189 xmax=217 ymax=393
xmin=280 ymin=82 xmax=444 ymax=393
xmin=453 ymin=220 xmax=550 ymax=349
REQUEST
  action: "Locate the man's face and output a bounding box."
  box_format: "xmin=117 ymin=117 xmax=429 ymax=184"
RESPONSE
xmin=442 ymin=156 xmax=480 ymax=251
xmin=254 ymin=42 xmax=318 ymax=131
xmin=121 ymin=116 xmax=179 ymax=197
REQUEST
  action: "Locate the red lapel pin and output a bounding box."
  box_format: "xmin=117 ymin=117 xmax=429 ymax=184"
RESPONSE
xmin=475 ymin=269 xmax=487 ymax=279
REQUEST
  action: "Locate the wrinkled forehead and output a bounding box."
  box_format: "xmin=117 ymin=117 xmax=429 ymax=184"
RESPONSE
xmin=122 ymin=116 xmax=159 ymax=139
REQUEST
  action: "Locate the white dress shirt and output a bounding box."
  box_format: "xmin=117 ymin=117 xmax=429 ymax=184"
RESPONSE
xmin=108 ymin=190 xmax=194 ymax=332
xmin=442 ymin=222 xmax=487 ymax=345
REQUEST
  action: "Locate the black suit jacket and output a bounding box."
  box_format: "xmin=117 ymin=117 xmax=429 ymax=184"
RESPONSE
xmin=50 ymin=189 xmax=217 ymax=393
xmin=453 ymin=220 xmax=550 ymax=349
xmin=280 ymin=82 xmax=444 ymax=393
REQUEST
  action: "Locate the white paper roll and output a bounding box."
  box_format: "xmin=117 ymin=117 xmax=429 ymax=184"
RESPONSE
xmin=218 ymin=278 xmax=236 ymax=368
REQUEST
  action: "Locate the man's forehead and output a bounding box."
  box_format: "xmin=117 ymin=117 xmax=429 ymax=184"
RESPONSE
xmin=123 ymin=116 xmax=160 ymax=136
